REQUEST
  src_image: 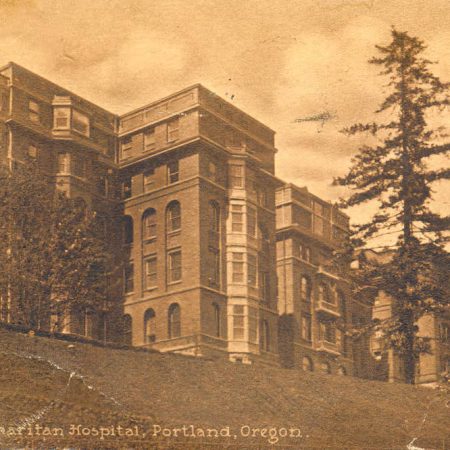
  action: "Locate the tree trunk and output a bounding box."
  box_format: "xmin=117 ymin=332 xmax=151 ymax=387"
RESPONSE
xmin=402 ymin=309 xmax=416 ymax=384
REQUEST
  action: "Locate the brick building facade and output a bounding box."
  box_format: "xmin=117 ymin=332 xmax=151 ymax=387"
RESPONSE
xmin=275 ymin=183 xmax=370 ymax=376
xmin=1 ymin=62 xmax=445 ymax=379
xmin=0 ymin=62 xmax=123 ymax=341
xmin=118 ymin=85 xmax=280 ymax=364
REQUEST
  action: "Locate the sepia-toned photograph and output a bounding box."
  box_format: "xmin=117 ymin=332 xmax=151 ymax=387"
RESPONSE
xmin=0 ymin=0 xmax=449 ymax=448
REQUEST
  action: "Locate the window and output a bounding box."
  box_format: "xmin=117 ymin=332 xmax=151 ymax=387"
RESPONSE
xmin=29 ymin=99 xmax=40 ymax=123
xmin=144 ymin=127 xmax=156 ymax=151
xmin=313 ymin=216 xmax=324 ymax=236
xmin=54 ymin=107 xmax=70 ymax=129
xmin=247 ymin=207 xmax=256 ymax=237
xmin=260 ymin=319 xmax=270 ymax=351
xmin=97 ymin=175 xmax=108 ymax=197
xmin=314 ymin=201 xmax=324 ymax=216
xmin=320 ymin=361 xmax=332 ymax=374
xmin=338 ymin=291 xmax=346 ymax=317
xmin=167 ymin=249 xmax=182 ymax=283
xmin=247 ymin=253 xmax=257 ymax=286
xmin=248 ymin=177 xmax=257 ymax=195
xmin=168 ymin=303 xmax=181 ymax=338
xmin=304 ymin=247 xmax=311 ymax=262
xmin=248 ymin=307 xmax=258 ymax=343
xmin=299 ymin=245 xmax=311 ymax=262
xmin=167 ymin=161 xmax=179 ymax=184
xmin=318 ymin=283 xmax=331 ymax=303
xmin=123 ymin=216 xmax=133 ymax=245
xmin=209 ymin=201 xmax=220 ymax=233
xmin=257 ymin=187 xmax=268 ymax=208
xmin=122 ymin=315 xmax=132 ymax=345
xmin=72 ymin=155 xmax=86 ymax=178
xmin=301 ymin=315 xmax=312 ymax=341
xmin=144 ymin=255 xmax=157 ymax=289
xmin=233 ymin=305 xmax=245 ymax=340
xmin=0 ymin=92 xmax=8 ymax=113
xmin=27 ymin=144 xmax=38 ymax=159
xmin=230 ymin=165 xmax=243 ymax=188
xmin=143 ymin=168 xmax=155 ymax=192
xmin=143 ymin=209 xmax=157 ymax=241
xmin=124 ymin=262 xmax=134 ymax=293
xmin=166 ymin=201 xmax=181 ymax=232
xmin=232 ymin=253 xmax=244 ymax=283
xmin=121 ymin=136 xmax=132 ymax=159
xmin=260 ymin=272 xmax=270 ymax=302
xmin=122 ymin=178 xmax=132 ymax=199
xmin=320 ymin=321 xmax=336 ymax=343
xmin=340 ymin=331 xmax=348 ymax=356
xmin=58 ymin=153 xmax=68 ymax=173
xmin=144 ymin=309 xmax=156 ymax=343
xmin=167 ymin=118 xmax=180 ymax=142
xmin=440 ymin=323 xmax=450 ymax=344
xmin=208 ymin=247 xmax=220 ymax=287
xmin=302 ymin=356 xmax=313 ymax=372
xmin=301 ymin=276 xmax=311 ymax=302
xmin=231 ymin=205 xmax=244 ymax=232
xmin=207 ymin=161 xmax=217 ymax=182
xmin=72 ymin=109 xmax=90 ymax=136
xmin=213 ymin=304 xmax=221 ymax=337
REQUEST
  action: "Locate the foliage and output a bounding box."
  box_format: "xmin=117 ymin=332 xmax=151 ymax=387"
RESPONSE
xmin=335 ymin=29 xmax=450 ymax=383
xmin=0 ymin=160 xmax=110 ymax=332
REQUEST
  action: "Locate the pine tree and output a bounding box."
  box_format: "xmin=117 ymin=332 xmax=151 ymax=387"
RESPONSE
xmin=335 ymin=29 xmax=450 ymax=384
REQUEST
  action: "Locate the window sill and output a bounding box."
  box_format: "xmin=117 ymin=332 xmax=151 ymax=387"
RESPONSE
xmin=144 ymin=286 xmax=158 ymax=292
xmin=167 ymin=229 xmax=181 ymax=237
xmin=167 ymin=280 xmax=182 ymax=286
xmin=143 ymin=237 xmax=157 ymax=244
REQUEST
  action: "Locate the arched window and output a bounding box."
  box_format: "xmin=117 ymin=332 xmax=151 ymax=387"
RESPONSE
xmin=168 ymin=303 xmax=181 ymax=338
xmin=320 ymin=361 xmax=332 ymax=374
xmin=301 ymin=276 xmax=311 ymax=302
xmin=123 ymin=215 xmax=133 ymax=245
xmin=337 ymin=366 xmax=347 ymax=376
xmin=166 ymin=201 xmax=181 ymax=233
xmin=122 ymin=314 xmax=132 ymax=346
xmin=260 ymin=319 xmax=270 ymax=352
xmin=302 ymin=356 xmax=313 ymax=372
xmin=143 ymin=208 xmax=157 ymax=240
xmin=213 ymin=303 xmax=221 ymax=337
xmin=209 ymin=201 xmax=220 ymax=233
xmin=144 ymin=309 xmax=156 ymax=343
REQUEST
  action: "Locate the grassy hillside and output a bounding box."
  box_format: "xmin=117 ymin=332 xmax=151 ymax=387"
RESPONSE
xmin=1 ymin=328 xmax=449 ymax=449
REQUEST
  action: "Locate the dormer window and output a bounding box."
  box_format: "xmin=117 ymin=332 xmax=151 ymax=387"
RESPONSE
xmin=54 ymin=107 xmax=70 ymax=129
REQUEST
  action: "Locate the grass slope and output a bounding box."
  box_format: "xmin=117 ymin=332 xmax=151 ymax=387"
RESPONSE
xmin=1 ymin=328 xmax=449 ymax=449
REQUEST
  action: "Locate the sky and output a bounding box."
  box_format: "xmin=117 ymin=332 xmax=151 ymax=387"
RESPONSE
xmin=0 ymin=0 xmax=449 ymax=224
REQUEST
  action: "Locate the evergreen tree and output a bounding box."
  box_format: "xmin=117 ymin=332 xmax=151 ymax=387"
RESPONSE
xmin=335 ymin=29 xmax=450 ymax=384
xmin=0 ymin=160 xmax=110 ymax=334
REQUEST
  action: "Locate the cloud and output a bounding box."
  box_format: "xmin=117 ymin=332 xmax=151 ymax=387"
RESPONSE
xmin=0 ymin=0 xmax=448 ymax=221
